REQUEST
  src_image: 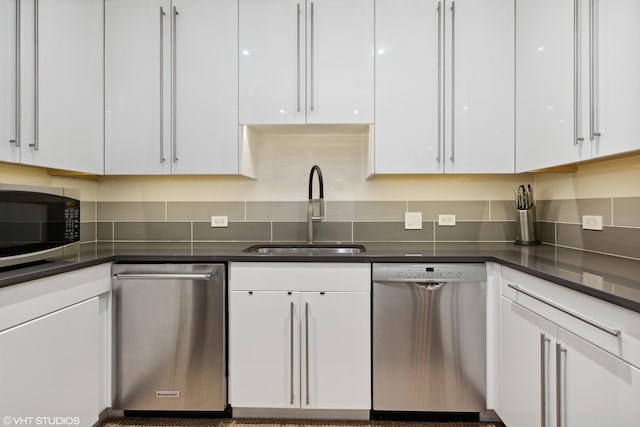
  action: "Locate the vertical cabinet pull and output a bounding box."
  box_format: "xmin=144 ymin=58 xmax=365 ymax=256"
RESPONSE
xmin=159 ymin=7 xmax=166 ymax=163
xmin=11 ymin=0 xmax=21 ymax=147
xmin=305 ymin=301 xmax=310 ymax=405
xmin=449 ymin=1 xmax=455 ymax=162
xmin=556 ymin=342 xmax=567 ymax=427
xmin=30 ymin=0 xmax=39 ymax=151
xmin=309 ymin=2 xmax=315 ymax=112
xmin=574 ymin=0 xmax=584 ymax=145
xmin=290 ymin=301 xmax=295 ymax=405
xmin=589 ymin=0 xmax=600 ymax=141
xmin=540 ymin=333 xmax=550 ymax=427
xmin=172 ymin=6 xmax=178 ymax=162
xmin=436 ymin=2 xmax=442 ymax=162
xmin=296 ymin=3 xmax=301 ymax=112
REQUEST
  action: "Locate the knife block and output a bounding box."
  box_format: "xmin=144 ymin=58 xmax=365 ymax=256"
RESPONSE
xmin=515 ymin=206 xmax=541 ymax=246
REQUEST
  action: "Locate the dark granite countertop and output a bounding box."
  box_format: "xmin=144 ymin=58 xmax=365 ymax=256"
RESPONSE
xmin=1 ymin=242 xmax=639 ymax=313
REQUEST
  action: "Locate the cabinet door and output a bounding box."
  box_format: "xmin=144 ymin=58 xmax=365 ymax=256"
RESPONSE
xmin=0 ymin=0 xmax=20 ymax=163
xmin=302 ymin=291 xmax=371 ymax=410
xmin=229 ymin=291 xmax=301 ymax=408
xmin=591 ymin=0 xmax=640 ymax=158
xmin=306 ymin=0 xmax=374 ymax=124
xmin=0 ymin=298 xmax=100 ymax=425
xmin=515 ymin=0 xmax=589 ymax=172
xmin=558 ymin=328 xmax=640 ymax=427
xmin=171 ymin=0 xmax=239 ymax=175
xmin=499 ymin=297 xmax=558 ymax=427
xmin=374 ymin=0 xmax=442 ymax=174
xmin=20 ymin=0 xmax=103 ymax=174
xmin=444 ymin=0 xmax=514 ymax=173
xmin=239 ymin=0 xmax=306 ymax=125
xmin=105 ymin=0 xmax=172 ymax=174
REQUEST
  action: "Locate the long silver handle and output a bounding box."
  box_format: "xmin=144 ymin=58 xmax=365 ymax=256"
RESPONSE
xmin=296 ymin=3 xmax=301 ymax=112
xmin=508 ymin=284 xmax=620 ymax=337
xmin=305 ymin=301 xmax=310 ymax=405
xmin=29 ymin=0 xmax=39 ymax=150
xmin=540 ymin=333 xmax=550 ymax=427
xmin=159 ymin=7 xmax=166 ymax=163
xmin=589 ymin=0 xmax=600 ymax=141
xmin=556 ymin=342 xmax=567 ymax=427
xmin=172 ymin=6 xmax=178 ymax=162
xmin=290 ymin=301 xmax=295 ymax=405
xmin=449 ymin=1 xmax=455 ymax=161
xmin=10 ymin=0 xmax=20 ymax=147
xmin=113 ymin=273 xmax=214 ymax=280
xmin=310 ymin=2 xmax=315 ymax=112
xmin=574 ymin=0 xmax=584 ymax=145
xmin=436 ymin=1 xmax=442 ymax=162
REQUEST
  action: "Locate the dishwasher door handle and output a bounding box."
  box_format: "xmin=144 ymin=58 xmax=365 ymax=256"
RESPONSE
xmin=113 ymin=272 xmax=214 ymax=281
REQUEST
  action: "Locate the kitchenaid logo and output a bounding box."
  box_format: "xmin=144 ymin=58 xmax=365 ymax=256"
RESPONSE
xmin=2 ymin=416 xmax=80 ymax=426
xmin=156 ymin=390 xmax=180 ymax=398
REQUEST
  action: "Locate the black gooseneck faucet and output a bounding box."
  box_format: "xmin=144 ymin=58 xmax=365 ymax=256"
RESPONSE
xmin=307 ymin=165 xmax=325 ymax=244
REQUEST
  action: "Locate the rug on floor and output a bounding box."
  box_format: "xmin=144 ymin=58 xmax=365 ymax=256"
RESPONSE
xmin=98 ymin=418 xmax=504 ymax=427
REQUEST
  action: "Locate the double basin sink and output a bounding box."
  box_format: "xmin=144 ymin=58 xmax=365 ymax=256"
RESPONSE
xmin=243 ymin=244 xmax=366 ymax=255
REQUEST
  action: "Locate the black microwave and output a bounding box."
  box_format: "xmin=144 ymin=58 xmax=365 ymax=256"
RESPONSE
xmin=0 ymin=184 xmax=80 ymax=268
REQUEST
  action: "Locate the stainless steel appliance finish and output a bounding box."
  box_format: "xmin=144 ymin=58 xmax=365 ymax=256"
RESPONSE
xmin=0 ymin=183 xmax=80 ymax=268
xmin=113 ymin=263 xmax=226 ymax=411
xmin=373 ymin=263 xmax=487 ymax=412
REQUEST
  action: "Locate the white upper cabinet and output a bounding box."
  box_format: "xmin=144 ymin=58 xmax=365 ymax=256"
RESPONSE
xmin=516 ymin=0 xmax=587 ymax=172
xmin=374 ymin=0 xmax=442 ymax=174
xmin=443 ymin=0 xmax=514 ymax=173
xmin=589 ymin=0 xmax=640 ymax=159
xmin=239 ymin=0 xmax=374 ymax=125
xmin=373 ymin=0 xmax=514 ymax=175
xmin=0 ymin=0 xmax=103 ymax=173
xmin=105 ymin=0 xmax=239 ymax=175
xmin=516 ymin=0 xmax=640 ymax=172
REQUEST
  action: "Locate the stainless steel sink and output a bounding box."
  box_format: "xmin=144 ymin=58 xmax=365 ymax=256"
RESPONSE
xmin=243 ymin=244 xmax=366 ymax=255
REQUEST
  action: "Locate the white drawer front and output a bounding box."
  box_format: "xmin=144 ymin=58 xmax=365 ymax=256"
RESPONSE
xmin=501 ymin=266 xmax=640 ymax=369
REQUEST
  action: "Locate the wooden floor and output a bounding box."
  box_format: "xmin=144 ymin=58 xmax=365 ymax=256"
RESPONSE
xmin=99 ymin=418 xmax=504 ymax=427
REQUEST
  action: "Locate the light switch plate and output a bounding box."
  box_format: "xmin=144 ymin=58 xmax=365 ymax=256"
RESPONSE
xmin=211 ymin=216 xmax=228 ymax=227
xmin=582 ymin=215 xmax=603 ymax=231
xmin=438 ymin=214 xmax=456 ymax=226
xmin=404 ymin=212 xmax=422 ymax=230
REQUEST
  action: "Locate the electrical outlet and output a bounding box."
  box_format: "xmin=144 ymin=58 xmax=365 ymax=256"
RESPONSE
xmin=438 ymin=214 xmax=456 ymax=226
xmin=582 ymin=215 xmax=603 ymax=231
xmin=405 ymin=212 xmax=423 ymax=230
xmin=211 ymin=216 xmax=228 ymax=228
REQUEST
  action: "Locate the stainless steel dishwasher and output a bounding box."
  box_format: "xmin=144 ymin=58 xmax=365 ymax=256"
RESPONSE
xmin=372 ymin=263 xmax=487 ymax=415
xmin=112 ymin=263 xmax=226 ymax=412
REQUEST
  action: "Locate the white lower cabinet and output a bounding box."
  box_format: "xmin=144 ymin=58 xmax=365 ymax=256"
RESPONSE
xmin=229 ymin=262 xmax=371 ymax=411
xmin=0 ymin=298 xmax=100 ymax=425
xmin=499 ymin=273 xmax=640 ymax=427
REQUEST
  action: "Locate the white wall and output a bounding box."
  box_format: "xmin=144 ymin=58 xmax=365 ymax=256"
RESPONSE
xmin=0 ymin=163 xmax=98 ymax=200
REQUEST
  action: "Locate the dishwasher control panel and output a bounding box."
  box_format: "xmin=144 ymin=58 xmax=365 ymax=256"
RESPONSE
xmin=372 ymin=263 xmax=487 ymax=283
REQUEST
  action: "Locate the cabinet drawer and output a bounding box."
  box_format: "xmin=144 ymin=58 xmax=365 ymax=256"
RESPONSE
xmin=501 ymin=266 xmax=640 ymax=369
xmin=229 ymin=262 xmax=371 ymax=292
